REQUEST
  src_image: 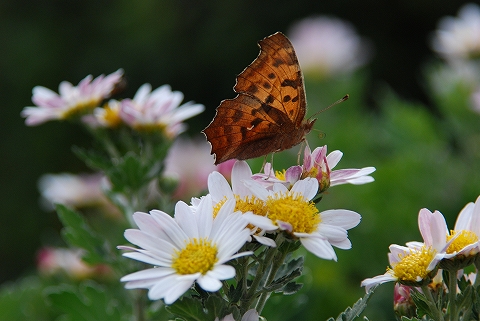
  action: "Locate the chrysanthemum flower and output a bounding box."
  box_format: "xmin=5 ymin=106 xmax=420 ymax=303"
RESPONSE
xmin=162 ymin=137 xmax=235 ymax=200
xmin=21 ymin=69 xmax=124 ymax=126
xmin=431 ymin=3 xmax=480 ymax=61
xmin=117 ymin=83 xmax=204 ymax=138
xmin=119 ymin=195 xmax=252 ymax=304
xmin=287 ymin=16 xmax=370 ymax=77
xmin=252 ymin=145 xmax=375 ymax=193
xmin=420 ymin=197 xmax=480 ymax=268
xmin=245 ymin=177 xmax=361 ymax=260
xmin=361 ymin=209 xmax=449 ymax=292
xmin=200 ymin=161 xmax=278 ymax=246
xmin=215 ymin=309 xmax=259 ymax=321
xmin=38 ymin=172 xmax=108 ymax=209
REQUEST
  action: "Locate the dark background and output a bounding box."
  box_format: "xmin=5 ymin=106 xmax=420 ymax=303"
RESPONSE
xmin=0 ymin=0 xmax=470 ymax=293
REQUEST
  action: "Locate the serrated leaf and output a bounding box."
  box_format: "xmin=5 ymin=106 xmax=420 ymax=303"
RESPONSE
xmin=331 ymin=289 xmax=375 ymax=321
xmin=55 ymin=204 xmax=109 ymax=265
xmin=72 ymin=146 xmax=111 ymax=171
xmin=45 ymin=281 xmax=130 ymax=321
xmin=166 ymin=297 xmax=205 ymax=321
xmin=204 ymin=296 xmax=228 ymax=320
xmin=410 ymin=290 xmax=430 ymax=318
xmin=277 ymin=281 xmax=303 ymax=295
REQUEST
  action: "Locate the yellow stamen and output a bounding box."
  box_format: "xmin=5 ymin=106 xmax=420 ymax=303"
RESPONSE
xmin=61 ymin=99 xmax=101 ymax=119
xmin=275 ymin=170 xmax=287 ymax=181
xmin=446 ymin=230 xmax=479 ymax=254
xmin=390 ymin=246 xmax=436 ymax=282
xmin=172 ymin=238 xmax=218 ymax=275
xmin=266 ymin=192 xmax=320 ymax=234
xmin=100 ymin=103 xmax=122 ymax=127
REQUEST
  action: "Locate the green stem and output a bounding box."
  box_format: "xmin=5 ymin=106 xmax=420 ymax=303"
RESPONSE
xmin=255 ymin=236 xmax=288 ymax=314
xmin=134 ymin=289 xmax=146 ymax=321
xmin=240 ymin=244 xmax=278 ymax=313
xmin=447 ymin=269 xmax=459 ymax=321
xmin=421 ymin=285 xmax=444 ymax=321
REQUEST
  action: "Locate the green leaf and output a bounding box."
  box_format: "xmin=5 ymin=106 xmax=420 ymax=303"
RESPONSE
xmin=409 ymin=290 xmax=430 ymax=318
xmin=203 ymin=296 xmax=228 ymax=320
xmin=278 ymin=281 xmax=303 ymax=295
xmin=46 ymin=281 xmax=130 ymax=321
xmin=0 ymin=276 xmax=58 ymax=321
xmin=166 ymin=297 xmax=205 ymax=321
xmin=72 ymin=146 xmax=111 ymax=171
xmin=55 ymin=204 xmax=109 ymax=265
xmin=326 ymin=288 xmax=375 ymax=321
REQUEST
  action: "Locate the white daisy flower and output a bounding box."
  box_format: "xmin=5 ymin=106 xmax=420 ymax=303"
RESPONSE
xmin=431 ymin=3 xmax=480 ymax=61
xmin=361 ymin=208 xmax=450 ymax=292
xmin=245 ymin=177 xmax=361 ymax=261
xmin=118 ymin=83 xmax=204 ymax=138
xmin=119 ymin=195 xmax=252 ymax=304
xmin=21 ymin=69 xmax=124 ymax=126
xmin=201 ymin=161 xmax=277 ymax=247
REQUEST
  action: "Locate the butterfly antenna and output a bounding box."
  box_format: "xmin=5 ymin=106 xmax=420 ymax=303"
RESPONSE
xmin=308 ymin=94 xmax=349 ymax=120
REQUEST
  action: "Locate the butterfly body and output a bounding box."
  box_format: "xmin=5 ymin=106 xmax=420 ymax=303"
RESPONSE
xmin=203 ymin=32 xmax=313 ymax=165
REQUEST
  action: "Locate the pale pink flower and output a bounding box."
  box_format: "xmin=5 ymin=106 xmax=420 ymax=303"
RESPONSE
xmin=118 ymin=84 xmax=204 ymax=138
xmin=21 ymin=69 xmax=123 ymax=126
xmin=432 ymin=3 xmax=480 ymax=61
xmin=252 ymin=145 xmax=375 ymax=192
xmin=288 ymin=16 xmax=370 ymax=77
xmin=163 ymin=137 xmax=235 ymax=200
xmin=37 ymin=247 xmax=111 ymax=279
xmin=38 ymin=172 xmax=108 ymax=210
xmin=361 ymin=208 xmax=450 ymax=292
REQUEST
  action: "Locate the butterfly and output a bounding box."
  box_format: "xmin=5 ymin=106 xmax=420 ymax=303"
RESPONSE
xmin=203 ymin=32 xmax=316 ymax=165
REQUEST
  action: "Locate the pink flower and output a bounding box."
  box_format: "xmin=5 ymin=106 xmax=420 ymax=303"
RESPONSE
xmin=21 ymin=69 xmax=123 ymax=126
xmin=163 ymin=137 xmax=235 ymax=200
xmin=117 ymin=84 xmax=204 ymax=138
xmin=287 ymin=16 xmax=370 ymax=77
xmin=252 ymin=145 xmax=375 ymax=193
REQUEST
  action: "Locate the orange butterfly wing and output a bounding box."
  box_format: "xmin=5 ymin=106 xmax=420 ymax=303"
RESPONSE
xmin=203 ymin=32 xmax=315 ymax=165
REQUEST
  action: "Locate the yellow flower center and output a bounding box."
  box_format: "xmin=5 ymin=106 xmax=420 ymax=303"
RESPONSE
xmin=266 ymin=192 xmax=320 ymax=234
xmin=62 ymin=99 xmax=101 ymax=119
xmin=275 ymin=170 xmax=287 ymax=181
xmin=171 ymin=238 xmax=218 ymax=275
xmin=100 ymin=103 xmax=122 ymax=127
xmin=390 ymin=246 xmax=436 ymax=282
xmin=303 ymin=167 xmax=319 ymax=179
xmin=213 ymin=195 xmax=267 ymax=218
xmin=446 ymin=230 xmax=479 ymax=254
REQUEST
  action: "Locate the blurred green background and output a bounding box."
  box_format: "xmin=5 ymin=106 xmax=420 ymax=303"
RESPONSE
xmin=1 ymin=0 xmax=479 ymax=320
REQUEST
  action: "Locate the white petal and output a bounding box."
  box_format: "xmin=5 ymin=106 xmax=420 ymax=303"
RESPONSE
xmin=122 ymin=251 xmax=169 ymax=266
xmin=290 ymin=178 xmax=318 ymax=200
xmin=121 ymin=266 xmax=175 ymax=282
xmin=243 ymin=180 xmax=270 ymax=200
xmin=243 ymin=212 xmax=277 ymax=231
xmin=174 ymin=201 xmax=198 ymax=238
xmin=132 ymin=212 xmax=167 ymax=238
xmin=193 ymin=194 xmax=214 ymax=237
xmin=326 ymin=150 xmax=343 ymax=169
xmin=207 ymin=264 xmax=236 ymax=280
xmin=231 ymin=161 xmax=253 ymax=197
xmin=253 ymin=235 xmax=277 ymax=247
xmin=320 ymin=209 xmax=361 ymax=229
xmin=150 ymin=209 xmax=189 ymax=248
xmin=197 ymin=273 xmax=223 ymax=291
xmin=300 ymin=236 xmax=337 ymax=260
xmin=361 ymin=273 xmax=396 ymax=292
xmin=242 ymin=309 xmax=260 ymax=321
xmin=208 ymin=171 xmax=234 ymax=202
